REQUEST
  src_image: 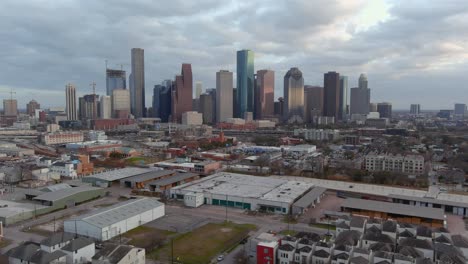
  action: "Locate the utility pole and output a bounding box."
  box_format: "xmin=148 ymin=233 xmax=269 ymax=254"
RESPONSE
xmin=90 ymin=82 xmax=97 ymax=119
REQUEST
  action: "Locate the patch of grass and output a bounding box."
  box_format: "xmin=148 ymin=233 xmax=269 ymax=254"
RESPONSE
xmin=124 ymin=226 xmax=174 ymax=251
xmin=0 ymin=238 xmax=12 ymax=248
xmin=282 ymin=215 xmax=298 ymax=224
xmin=279 ymin=230 xmax=298 ymax=236
xmin=309 ymin=223 xmax=336 ymax=231
xmin=151 ymin=222 xmax=256 ymax=264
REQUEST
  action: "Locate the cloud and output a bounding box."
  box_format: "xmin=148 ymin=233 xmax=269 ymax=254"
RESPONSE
xmin=0 ymin=0 xmax=467 ymax=109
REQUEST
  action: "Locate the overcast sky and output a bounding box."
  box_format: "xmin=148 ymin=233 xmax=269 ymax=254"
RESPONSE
xmin=1 ymin=0 xmax=468 ymax=110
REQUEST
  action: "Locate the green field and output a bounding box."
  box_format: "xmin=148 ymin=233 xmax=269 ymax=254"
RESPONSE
xmin=151 ymin=222 xmax=256 ymax=264
xmin=124 ymin=226 xmax=174 ymax=251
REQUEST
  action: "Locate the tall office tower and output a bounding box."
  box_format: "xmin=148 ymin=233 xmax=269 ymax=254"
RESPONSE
xmin=454 ymin=103 xmax=467 ymax=116
xmin=152 ymin=85 xmax=162 ymax=118
xmin=359 ymin=73 xmax=368 ymax=89
xmin=233 ymin=88 xmax=238 ymax=119
xmin=3 ymin=99 xmax=18 ymax=116
xmin=236 ymin=49 xmax=254 ymax=118
xmin=274 ymin=97 xmax=284 ymax=116
xmin=323 ymin=71 xmax=341 ymax=120
xmin=255 ymin=70 xmax=274 ymax=120
xmin=106 ymin=68 xmax=126 ymax=96
xmin=339 ymin=76 xmax=348 ymax=120
xmin=159 ymin=84 xmax=172 ymax=123
xmin=350 ymin=73 xmax=371 ymax=115
xmin=199 ymin=93 xmax=214 ymax=124
xmin=26 ymin=100 xmax=40 ymax=116
xmin=377 ymin=102 xmax=392 ymax=118
xmin=130 ymin=48 xmax=145 ymax=118
xmin=369 ymin=103 xmax=377 ymax=112
xmin=195 ymin=81 xmax=203 ymax=99
xmin=172 ymin=63 xmax=193 ymax=122
xmin=65 ymin=83 xmax=78 ymax=120
xmin=283 ymin=67 xmax=304 ymax=123
xmin=79 ymin=94 xmax=99 ymax=121
xmin=99 ymin=95 xmax=112 ymax=119
xmin=410 ymin=104 xmax=421 ymax=115
xmin=206 ymin=88 xmax=217 ymax=123
xmin=304 ymin=86 xmax=324 ymax=123
xmin=111 ymin=89 xmax=130 ymax=118
xmin=216 ymin=70 xmax=233 ymax=123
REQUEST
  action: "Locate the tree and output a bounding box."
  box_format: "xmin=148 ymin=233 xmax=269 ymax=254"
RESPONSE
xmin=254 ymin=155 xmax=271 ymax=174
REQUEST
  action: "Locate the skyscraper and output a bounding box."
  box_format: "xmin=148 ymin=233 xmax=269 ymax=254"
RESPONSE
xmin=65 ymin=83 xmax=78 ymax=120
xmin=79 ymin=94 xmax=99 ymax=122
xmin=255 ymin=70 xmax=274 ymax=120
xmin=159 ymin=83 xmax=173 ymax=123
xmin=106 ymin=69 xmax=126 ymax=96
xmin=112 ymin=89 xmax=131 ymax=118
xmin=284 ymin=67 xmax=304 ymax=123
xmin=323 ymin=71 xmax=341 ymax=120
xmin=236 ymin=49 xmax=254 ymax=118
xmin=339 ymin=76 xmax=348 ymax=120
xmin=410 ymin=104 xmax=421 ymax=115
xmin=454 ymin=103 xmax=467 ymax=116
xmin=216 ymin=70 xmax=233 ymax=123
xmin=172 ymin=63 xmax=193 ymax=122
xmin=152 ymin=85 xmax=162 ymax=118
xmin=199 ymin=93 xmax=214 ymax=124
xmin=195 ymin=82 xmax=203 ymax=99
xmin=377 ymin=102 xmax=392 ymax=118
xmin=350 ymin=73 xmax=371 ymax=115
xmin=3 ymin=99 xmax=17 ymax=116
xmin=26 ymin=100 xmax=40 ymax=116
xmin=100 ymin=95 xmax=112 ymax=119
xmin=130 ymin=48 xmax=145 ymax=118
xmin=304 ymin=86 xmax=324 ymax=123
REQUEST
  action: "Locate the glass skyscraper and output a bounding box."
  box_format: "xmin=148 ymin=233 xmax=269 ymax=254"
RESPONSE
xmin=106 ymin=69 xmax=126 ymax=96
xmin=236 ymin=49 xmax=254 ymax=118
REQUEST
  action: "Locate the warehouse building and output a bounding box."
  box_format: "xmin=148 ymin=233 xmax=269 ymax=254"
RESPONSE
xmin=170 ymin=172 xmax=314 ymax=214
xmin=146 ymin=172 xmax=199 ymax=193
xmin=120 ymin=170 xmax=176 ymax=188
xmin=64 ymin=198 xmax=165 ymax=241
xmin=341 ymin=198 xmax=445 ymax=228
xmin=82 ymin=167 xmax=152 ymax=187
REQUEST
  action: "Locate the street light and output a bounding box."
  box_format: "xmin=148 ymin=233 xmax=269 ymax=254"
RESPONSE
xmin=170 ymin=225 xmax=178 ymax=264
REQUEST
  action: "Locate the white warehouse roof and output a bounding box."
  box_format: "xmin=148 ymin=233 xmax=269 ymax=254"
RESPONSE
xmin=172 ymin=172 xmax=313 ymax=204
xmin=68 ymin=198 xmax=163 ymax=228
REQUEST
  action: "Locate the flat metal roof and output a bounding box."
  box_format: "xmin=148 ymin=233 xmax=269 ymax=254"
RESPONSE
xmin=67 ymin=198 xmax=163 ymax=228
xmin=120 ymin=170 xmax=175 ymax=183
xmin=172 ymin=172 xmax=313 ymax=204
xmin=275 ymin=176 xmax=468 ymax=208
xmin=341 ymin=198 xmax=445 ymax=220
xmin=33 ymin=186 xmax=102 ymax=202
xmin=147 ymin=172 xmax=198 ymax=187
xmin=83 ymin=167 xmax=152 ymax=182
xmin=293 ymin=187 xmax=327 ymax=208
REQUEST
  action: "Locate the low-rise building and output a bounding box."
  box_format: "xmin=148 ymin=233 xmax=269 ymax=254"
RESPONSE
xmin=182 ymin=111 xmax=203 ymax=126
xmin=42 ymin=132 xmax=84 ymax=145
xmin=61 ymin=237 xmax=95 ymax=264
xmin=365 ymin=153 xmax=425 ymax=175
xmin=91 ymin=244 xmax=145 ymax=264
xmin=64 ymin=198 xmax=165 ymax=241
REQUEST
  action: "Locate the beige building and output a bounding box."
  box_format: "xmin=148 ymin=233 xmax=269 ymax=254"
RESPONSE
xmin=182 ymin=111 xmax=203 ymax=126
xmin=365 ymin=153 xmax=425 ymax=175
xmin=112 ymin=89 xmax=131 ymax=117
xmin=42 ymin=132 xmax=84 ymax=145
xmin=3 ymin=99 xmax=18 ymax=116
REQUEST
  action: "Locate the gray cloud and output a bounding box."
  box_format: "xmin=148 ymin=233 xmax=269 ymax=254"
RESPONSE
xmin=0 ymin=0 xmax=467 ymax=109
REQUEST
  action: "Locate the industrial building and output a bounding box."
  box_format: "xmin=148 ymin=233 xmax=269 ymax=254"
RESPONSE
xmin=341 ymin=198 xmax=445 ymax=227
xmin=82 ymin=167 xmax=152 ymax=187
xmin=30 ymin=185 xmax=105 ymax=207
xmin=146 ymin=172 xmax=199 ymax=193
xmin=119 ymin=169 xmax=177 ymax=188
xmin=64 ymin=198 xmax=165 ymax=241
xmin=170 ymin=172 xmax=314 ymax=214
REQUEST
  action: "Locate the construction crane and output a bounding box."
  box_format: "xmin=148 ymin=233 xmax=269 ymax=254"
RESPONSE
xmin=0 ymin=88 xmax=16 ymax=100
xmin=90 ymin=81 xmax=97 ymax=119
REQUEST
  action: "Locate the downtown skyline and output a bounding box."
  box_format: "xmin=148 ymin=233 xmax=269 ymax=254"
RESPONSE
xmin=0 ymin=1 xmax=468 ymax=109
